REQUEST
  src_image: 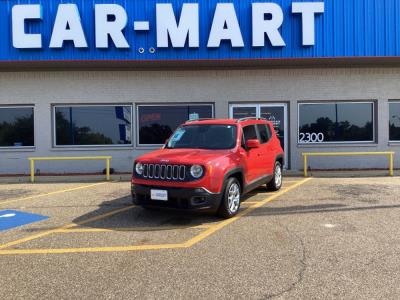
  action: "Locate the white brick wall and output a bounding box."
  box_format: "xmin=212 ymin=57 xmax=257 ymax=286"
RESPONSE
xmin=0 ymin=67 xmax=399 ymax=174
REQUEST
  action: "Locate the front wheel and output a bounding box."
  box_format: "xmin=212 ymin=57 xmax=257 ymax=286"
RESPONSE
xmin=267 ymin=161 xmax=283 ymax=191
xmin=218 ymin=178 xmax=241 ymax=219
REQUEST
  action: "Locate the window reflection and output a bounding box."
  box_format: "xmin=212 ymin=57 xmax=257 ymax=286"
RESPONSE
xmin=55 ymin=106 xmax=132 ymax=146
xmin=0 ymin=107 xmax=34 ymax=147
xmin=390 ymin=102 xmax=400 ymax=141
xmin=138 ymin=105 xmax=213 ymax=145
xmin=261 ymin=107 xmax=285 ymax=150
xmin=232 ymin=107 xmax=257 ymax=119
xmin=299 ymin=102 xmax=374 ymax=143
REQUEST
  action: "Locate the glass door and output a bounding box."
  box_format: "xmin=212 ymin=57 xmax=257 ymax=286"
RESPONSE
xmin=230 ymin=103 xmax=288 ymax=168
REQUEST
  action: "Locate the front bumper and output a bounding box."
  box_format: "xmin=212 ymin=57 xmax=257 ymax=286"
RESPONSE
xmin=131 ymin=184 xmax=222 ymax=213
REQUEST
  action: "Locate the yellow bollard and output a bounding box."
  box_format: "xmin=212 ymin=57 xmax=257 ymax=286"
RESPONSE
xmin=303 ymin=154 xmax=308 ymax=177
xmin=389 ymin=153 xmax=394 ymax=177
xmin=30 ymin=159 xmax=35 ymax=183
xmin=106 ymin=158 xmax=111 ymax=181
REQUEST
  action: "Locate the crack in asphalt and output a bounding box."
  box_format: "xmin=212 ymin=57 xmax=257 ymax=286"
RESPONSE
xmin=263 ymin=222 xmax=307 ymax=299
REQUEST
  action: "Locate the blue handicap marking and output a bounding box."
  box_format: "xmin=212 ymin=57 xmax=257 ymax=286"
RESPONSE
xmin=0 ymin=210 xmax=48 ymax=232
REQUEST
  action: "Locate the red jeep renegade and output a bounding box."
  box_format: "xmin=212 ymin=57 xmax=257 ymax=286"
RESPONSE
xmin=131 ymin=118 xmax=284 ymax=218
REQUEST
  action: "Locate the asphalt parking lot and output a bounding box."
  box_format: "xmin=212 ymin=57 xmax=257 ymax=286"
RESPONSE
xmin=0 ymin=176 xmax=400 ymax=299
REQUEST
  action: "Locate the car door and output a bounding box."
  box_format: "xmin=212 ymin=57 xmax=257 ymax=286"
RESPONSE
xmin=241 ymin=125 xmax=263 ymax=184
xmin=256 ymin=124 xmax=275 ymax=175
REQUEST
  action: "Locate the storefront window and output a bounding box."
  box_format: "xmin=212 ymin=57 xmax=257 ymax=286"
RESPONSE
xmin=0 ymin=106 xmax=34 ymax=147
xmin=137 ymin=104 xmax=213 ymax=145
xmin=389 ymin=102 xmax=400 ymax=141
xmin=54 ymin=105 xmax=132 ymax=146
xmin=298 ymin=102 xmax=375 ymax=144
xmin=232 ymin=106 xmax=257 ymax=119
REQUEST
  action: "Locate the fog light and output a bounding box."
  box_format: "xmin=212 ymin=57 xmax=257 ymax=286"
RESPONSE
xmin=192 ymin=196 xmax=206 ymax=205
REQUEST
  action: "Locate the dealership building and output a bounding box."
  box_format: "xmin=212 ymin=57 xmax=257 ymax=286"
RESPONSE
xmin=1 ymin=0 xmax=400 ymax=175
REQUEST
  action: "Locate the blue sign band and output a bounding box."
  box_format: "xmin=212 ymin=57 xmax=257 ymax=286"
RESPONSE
xmin=0 ymin=0 xmax=398 ymax=62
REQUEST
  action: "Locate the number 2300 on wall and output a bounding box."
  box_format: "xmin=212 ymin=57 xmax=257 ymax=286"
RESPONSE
xmin=299 ymin=132 xmax=325 ymax=143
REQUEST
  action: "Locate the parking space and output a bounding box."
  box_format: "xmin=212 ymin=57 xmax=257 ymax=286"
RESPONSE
xmin=0 ymin=177 xmax=400 ymax=299
xmin=0 ymin=179 xmax=307 ymax=255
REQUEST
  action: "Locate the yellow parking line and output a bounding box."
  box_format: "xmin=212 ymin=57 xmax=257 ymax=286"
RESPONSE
xmin=0 ymin=182 xmax=108 ymax=206
xmin=241 ymin=201 xmax=261 ymax=205
xmin=0 ymin=178 xmax=311 ymax=255
xmin=0 ymin=205 xmax=135 ymax=250
xmin=0 ymin=244 xmax=188 ymax=255
xmin=183 ymin=178 xmax=312 ymax=248
xmin=56 ymin=224 xmax=213 ymax=233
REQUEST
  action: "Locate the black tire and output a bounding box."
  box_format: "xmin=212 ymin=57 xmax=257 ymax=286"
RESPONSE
xmin=267 ymin=161 xmax=283 ymax=191
xmin=218 ymin=177 xmax=241 ymax=219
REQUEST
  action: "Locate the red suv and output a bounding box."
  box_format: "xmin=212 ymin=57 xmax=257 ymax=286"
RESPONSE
xmin=131 ymin=118 xmax=284 ymax=218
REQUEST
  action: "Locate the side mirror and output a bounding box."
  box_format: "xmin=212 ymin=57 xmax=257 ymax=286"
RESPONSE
xmin=246 ymin=139 xmax=260 ymax=149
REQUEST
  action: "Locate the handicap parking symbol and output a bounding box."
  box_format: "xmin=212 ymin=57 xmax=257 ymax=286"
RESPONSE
xmin=0 ymin=210 xmax=48 ymax=232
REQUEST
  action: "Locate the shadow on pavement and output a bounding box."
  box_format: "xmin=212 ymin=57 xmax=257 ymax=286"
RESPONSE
xmin=20 ymin=187 xmax=271 ymax=233
xmin=70 ymin=195 xmax=222 ymax=232
xmin=70 ymin=187 xmax=272 ymax=232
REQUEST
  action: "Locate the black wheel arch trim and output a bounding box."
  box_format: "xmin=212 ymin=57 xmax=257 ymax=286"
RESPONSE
xmin=221 ymin=167 xmax=245 ymax=194
xmin=275 ymin=153 xmax=284 ymax=166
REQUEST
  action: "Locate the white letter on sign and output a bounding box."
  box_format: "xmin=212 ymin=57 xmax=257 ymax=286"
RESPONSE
xmin=12 ymin=5 xmax=42 ymax=49
xmin=207 ymin=3 xmax=244 ymax=48
xmin=50 ymin=4 xmax=88 ymax=48
xmin=95 ymin=4 xmax=129 ymax=48
xmin=292 ymin=2 xmax=324 ymax=46
xmin=252 ymin=3 xmax=285 ymax=47
xmin=156 ymin=3 xmax=199 ymax=48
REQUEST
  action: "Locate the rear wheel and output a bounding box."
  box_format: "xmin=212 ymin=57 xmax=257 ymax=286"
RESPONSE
xmin=218 ymin=177 xmax=241 ymax=219
xmin=267 ymin=161 xmax=283 ymax=191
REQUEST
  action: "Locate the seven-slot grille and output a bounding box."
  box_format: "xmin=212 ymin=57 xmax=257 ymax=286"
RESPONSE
xmin=142 ymin=163 xmax=187 ymax=181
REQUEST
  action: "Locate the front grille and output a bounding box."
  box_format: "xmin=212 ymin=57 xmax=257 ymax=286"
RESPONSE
xmin=142 ymin=164 xmax=187 ymax=181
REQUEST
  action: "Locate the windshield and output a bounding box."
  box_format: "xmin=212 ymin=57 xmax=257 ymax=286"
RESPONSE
xmin=166 ymin=125 xmax=237 ymax=150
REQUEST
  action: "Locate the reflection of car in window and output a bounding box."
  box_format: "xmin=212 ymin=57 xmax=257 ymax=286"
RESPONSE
xmin=131 ymin=118 xmax=284 ymax=219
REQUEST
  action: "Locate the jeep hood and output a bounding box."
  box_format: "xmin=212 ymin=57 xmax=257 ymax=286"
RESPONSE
xmin=136 ymin=148 xmax=234 ymax=165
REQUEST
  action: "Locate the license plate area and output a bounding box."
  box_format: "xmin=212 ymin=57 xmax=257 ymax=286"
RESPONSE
xmin=150 ymin=189 xmax=168 ymax=201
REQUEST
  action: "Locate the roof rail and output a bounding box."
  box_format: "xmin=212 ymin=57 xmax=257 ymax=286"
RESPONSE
xmin=236 ymin=117 xmax=267 ymax=123
xmin=185 ymin=118 xmax=216 ymax=123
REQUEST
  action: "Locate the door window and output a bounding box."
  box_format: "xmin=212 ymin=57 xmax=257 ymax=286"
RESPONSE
xmin=243 ymin=125 xmax=258 ymax=142
xmin=257 ymin=124 xmax=271 ymax=144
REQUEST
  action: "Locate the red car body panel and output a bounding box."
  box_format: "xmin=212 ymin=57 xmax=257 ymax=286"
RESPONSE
xmin=131 ymin=118 xmax=284 ymax=212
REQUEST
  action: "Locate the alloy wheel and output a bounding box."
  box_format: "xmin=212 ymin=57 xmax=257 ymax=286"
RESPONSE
xmin=227 ymin=183 xmax=240 ymax=214
xmin=275 ymin=164 xmax=282 ymax=188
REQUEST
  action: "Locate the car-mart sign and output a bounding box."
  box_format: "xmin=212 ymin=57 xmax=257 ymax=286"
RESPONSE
xmin=0 ymin=0 xmax=398 ymax=62
xmin=12 ymin=2 xmax=324 ymax=49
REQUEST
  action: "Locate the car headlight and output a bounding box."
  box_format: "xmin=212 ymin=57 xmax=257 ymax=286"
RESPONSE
xmin=190 ymin=165 xmax=204 ymax=179
xmin=135 ymin=163 xmax=144 ymax=175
